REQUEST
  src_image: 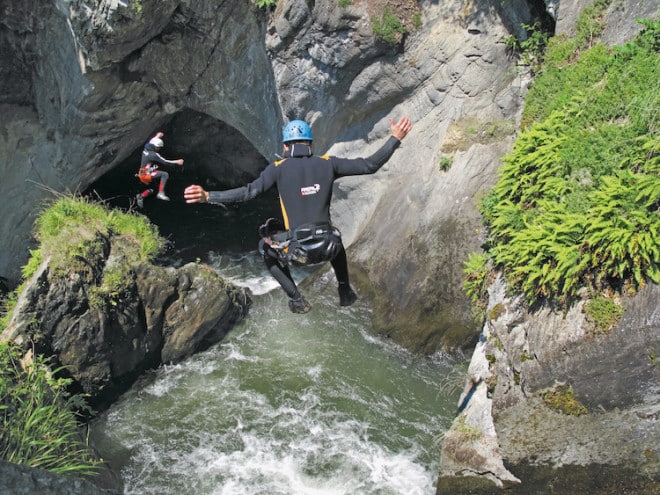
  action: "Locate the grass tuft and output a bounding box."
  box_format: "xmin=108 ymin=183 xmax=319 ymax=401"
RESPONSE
xmin=0 ymin=341 xmax=101 ymax=476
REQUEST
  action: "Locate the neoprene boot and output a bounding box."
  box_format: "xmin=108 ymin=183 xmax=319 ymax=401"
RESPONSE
xmin=338 ymin=283 xmax=358 ymax=307
xmin=288 ymin=295 xmax=312 ymax=314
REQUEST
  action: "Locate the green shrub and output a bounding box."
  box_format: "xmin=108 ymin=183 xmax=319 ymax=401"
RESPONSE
xmin=0 ymin=341 xmax=100 ymax=476
xmin=372 ymin=7 xmax=407 ymax=45
xmin=463 ymin=252 xmax=494 ymax=323
xmin=519 ymin=21 xmax=550 ymax=70
xmin=463 ymin=252 xmax=491 ymax=304
xmin=438 ymin=155 xmax=453 ymax=172
xmin=255 ymin=0 xmax=277 ymax=9
xmin=575 ymin=0 xmax=611 ymax=48
xmin=477 ymin=19 xmax=660 ymax=306
xmin=412 ymin=12 xmax=422 ymax=30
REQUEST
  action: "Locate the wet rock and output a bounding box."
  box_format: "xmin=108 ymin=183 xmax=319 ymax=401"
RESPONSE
xmin=0 ymin=460 xmax=121 ymax=495
xmin=1 ymin=236 xmax=250 ymax=413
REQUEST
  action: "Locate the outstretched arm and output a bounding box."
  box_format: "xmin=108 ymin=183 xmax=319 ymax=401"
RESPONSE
xmin=184 ymin=185 xmax=209 ymax=203
xmin=153 ymin=152 xmax=184 ymax=167
xmin=184 ymin=164 xmax=278 ymax=205
xmin=333 ymin=115 xmax=413 ymax=176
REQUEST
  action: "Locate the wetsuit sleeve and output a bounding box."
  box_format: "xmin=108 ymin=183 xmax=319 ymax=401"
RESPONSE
xmin=207 ymin=163 xmax=278 ymax=204
xmin=332 ymin=136 xmax=401 ymax=176
xmin=151 ymin=151 xmax=181 ymax=167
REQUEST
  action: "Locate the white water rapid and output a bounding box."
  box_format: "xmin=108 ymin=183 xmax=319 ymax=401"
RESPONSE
xmin=90 ymin=249 xmax=466 ymax=495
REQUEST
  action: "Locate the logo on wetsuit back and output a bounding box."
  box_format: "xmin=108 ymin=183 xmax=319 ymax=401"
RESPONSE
xmin=300 ymin=184 xmax=321 ymax=196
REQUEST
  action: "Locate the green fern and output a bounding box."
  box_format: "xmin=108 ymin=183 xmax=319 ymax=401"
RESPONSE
xmin=473 ymin=19 xmax=660 ymax=306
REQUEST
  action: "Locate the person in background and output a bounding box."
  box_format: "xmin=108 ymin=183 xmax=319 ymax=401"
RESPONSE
xmin=136 ymin=131 xmax=184 ymax=207
xmin=183 ymin=116 xmax=413 ymax=314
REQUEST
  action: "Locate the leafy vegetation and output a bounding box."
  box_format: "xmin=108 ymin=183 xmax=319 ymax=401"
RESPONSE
xmin=473 ymin=18 xmax=660 ymax=307
xmin=0 ymin=341 xmax=100 ymax=476
xmin=438 ymin=155 xmax=453 ymax=172
xmin=574 ymin=0 xmax=612 ymax=48
xmin=254 ymin=0 xmax=277 ymax=10
xmin=501 ymin=20 xmax=552 ymax=74
xmin=372 ymin=6 xmax=407 ymax=45
xmin=463 ymin=252 xmax=492 ymax=304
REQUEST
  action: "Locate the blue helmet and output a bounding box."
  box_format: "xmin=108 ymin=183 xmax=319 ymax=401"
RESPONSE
xmin=282 ymin=120 xmax=313 ymax=143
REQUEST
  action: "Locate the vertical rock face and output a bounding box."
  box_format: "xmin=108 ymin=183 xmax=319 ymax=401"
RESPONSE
xmin=1 ymin=0 xmax=540 ymax=352
xmin=436 ymin=2 xmax=659 ymax=491
xmin=1 ymin=0 xmax=281 ymax=284
xmin=438 ymin=277 xmax=660 ymax=493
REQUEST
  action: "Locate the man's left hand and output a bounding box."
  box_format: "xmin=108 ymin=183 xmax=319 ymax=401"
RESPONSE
xmin=390 ymin=116 xmax=412 ymax=141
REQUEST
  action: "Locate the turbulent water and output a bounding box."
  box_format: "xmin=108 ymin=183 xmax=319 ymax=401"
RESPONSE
xmin=85 ymin=186 xmax=467 ymax=494
xmin=89 ymin=250 xmax=465 ymax=494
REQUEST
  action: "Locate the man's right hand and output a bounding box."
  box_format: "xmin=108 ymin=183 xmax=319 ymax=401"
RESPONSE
xmin=184 ymin=185 xmax=209 ymax=203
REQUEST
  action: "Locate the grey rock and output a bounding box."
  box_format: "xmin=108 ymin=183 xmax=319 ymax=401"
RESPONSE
xmin=2 ymin=241 xmax=250 ymax=411
xmin=438 ymin=274 xmax=660 ymax=490
xmin=0 ymin=460 xmax=121 ymax=495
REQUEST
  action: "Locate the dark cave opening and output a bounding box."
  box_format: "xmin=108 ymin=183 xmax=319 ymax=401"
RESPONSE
xmin=85 ymin=109 xmax=281 ymax=263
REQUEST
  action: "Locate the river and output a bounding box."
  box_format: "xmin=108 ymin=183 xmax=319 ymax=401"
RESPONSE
xmin=86 ymin=192 xmax=468 ymax=495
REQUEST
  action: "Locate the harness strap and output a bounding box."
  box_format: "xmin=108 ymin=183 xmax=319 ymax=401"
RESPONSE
xmin=264 ymin=222 xmax=334 ymax=243
xmin=274 ymin=224 xmax=343 ymax=264
xmin=270 ymin=231 xmax=292 ymax=243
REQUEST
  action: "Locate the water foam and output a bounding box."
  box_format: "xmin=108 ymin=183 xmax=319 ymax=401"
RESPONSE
xmin=91 ymin=258 xmax=463 ymax=495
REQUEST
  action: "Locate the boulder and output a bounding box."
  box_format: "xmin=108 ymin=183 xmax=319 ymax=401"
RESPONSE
xmin=2 ymin=238 xmax=250 ymax=412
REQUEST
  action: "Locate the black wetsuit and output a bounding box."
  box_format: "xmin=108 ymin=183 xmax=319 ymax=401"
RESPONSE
xmin=207 ymin=136 xmax=403 ymax=300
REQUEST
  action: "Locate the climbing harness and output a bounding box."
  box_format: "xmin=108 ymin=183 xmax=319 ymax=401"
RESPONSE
xmin=136 ymin=164 xmax=158 ymax=185
xmin=259 ymin=218 xmax=343 ymax=265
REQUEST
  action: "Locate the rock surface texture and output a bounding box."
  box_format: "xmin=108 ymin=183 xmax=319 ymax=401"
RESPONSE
xmin=438 ymin=277 xmax=659 ymax=493
xmin=1 ymin=0 xmax=537 ymax=352
xmin=435 ymin=0 xmax=659 ymax=489
xmin=1 ymin=246 xmax=250 ymax=411
xmin=0 ymin=460 xmax=121 ymax=495
xmin=1 ymin=0 xmax=658 ymax=492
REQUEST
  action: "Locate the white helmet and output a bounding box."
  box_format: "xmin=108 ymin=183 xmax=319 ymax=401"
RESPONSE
xmin=149 ymin=137 xmax=164 ymax=148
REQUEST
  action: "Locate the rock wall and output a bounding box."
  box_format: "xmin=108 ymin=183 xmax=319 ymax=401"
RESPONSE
xmin=437 ymin=276 xmax=659 ymax=493
xmin=436 ymin=1 xmax=660 ymax=490
xmin=1 ymin=0 xmax=543 ymax=352
xmin=0 ymin=460 xmax=121 ymax=495
xmin=1 ymin=0 xmax=281 ymax=285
